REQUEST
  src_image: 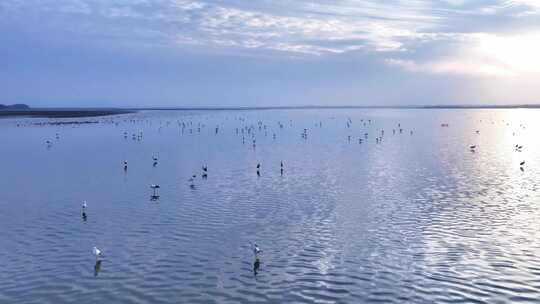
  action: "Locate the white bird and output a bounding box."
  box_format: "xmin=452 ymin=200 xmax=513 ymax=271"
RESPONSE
xmin=82 ymin=201 xmax=87 ymax=209
xmin=93 ymin=247 xmax=103 ymax=260
xmin=253 ymin=243 xmax=262 ymax=256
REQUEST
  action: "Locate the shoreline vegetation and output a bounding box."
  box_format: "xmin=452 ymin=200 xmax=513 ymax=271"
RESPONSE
xmin=0 ymin=107 xmax=135 ymax=118
xmin=1 ymin=104 xmax=540 ymax=118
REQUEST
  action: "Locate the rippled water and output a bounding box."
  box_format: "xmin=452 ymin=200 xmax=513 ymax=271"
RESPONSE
xmin=1 ymin=109 xmax=540 ymax=303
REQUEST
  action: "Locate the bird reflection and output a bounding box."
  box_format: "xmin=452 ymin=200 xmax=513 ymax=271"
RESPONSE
xmin=94 ymin=260 xmax=102 ymax=277
xmin=253 ymin=257 xmax=261 ymax=276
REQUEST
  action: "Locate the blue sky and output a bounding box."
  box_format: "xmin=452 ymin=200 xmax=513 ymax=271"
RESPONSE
xmin=1 ymin=0 xmax=540 ymax=107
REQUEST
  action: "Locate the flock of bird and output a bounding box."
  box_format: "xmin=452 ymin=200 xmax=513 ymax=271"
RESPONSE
xmin=72 ymin=115 xmax=418 ymax=276
xmin=28 ymin=112 xmax=530 ymax=277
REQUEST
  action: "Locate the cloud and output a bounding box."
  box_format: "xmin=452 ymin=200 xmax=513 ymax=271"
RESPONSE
xmin=387 ymin=31 xmax=540 ymax=78
xmin=386 ymin=58 xmax=515 ymax=77
xmin=0 ymin=0 xmax=467 ymax=56
xmin=2 ymin=0 xmax=540 ymax=87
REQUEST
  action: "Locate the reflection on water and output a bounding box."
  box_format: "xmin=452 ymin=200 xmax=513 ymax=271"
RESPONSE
xmin=253 ymin=257 xmax=261 ymax=276
xmin=94 ymin=260 xmax=102 ymax=277
xmin=1 ymin=109 xmax=540 ymax=303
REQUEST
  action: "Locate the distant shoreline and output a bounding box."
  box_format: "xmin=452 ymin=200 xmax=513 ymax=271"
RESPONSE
xmin=129 ymin=104 xmax=540 ymax=111
xmin=1 ymin=104 xmax=539 ymax=118
xmin=0 ymin=108 xmax=135 ymax=118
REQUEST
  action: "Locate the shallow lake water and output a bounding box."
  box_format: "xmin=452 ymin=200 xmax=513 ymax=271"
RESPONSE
xmin=1 ymin=109 xmax=540 ymax=303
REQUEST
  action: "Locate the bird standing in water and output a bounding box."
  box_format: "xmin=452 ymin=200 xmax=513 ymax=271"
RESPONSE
xmin=82 ymin=201 xmax=87 ymax=220
xmin=202 ymin=165 xmax=208 ymax=178
xmin=253 ymin=243 xmax=262 ymax=256
xmin=189 ymin=175 xmax=197 ymax=187
xmin=93 ymin=247 xmax=103 ymax=260
xmin=150 ymin=184 xmax=160 ymax=200
xmin=252 ymin=243 xmax=262 ymax=275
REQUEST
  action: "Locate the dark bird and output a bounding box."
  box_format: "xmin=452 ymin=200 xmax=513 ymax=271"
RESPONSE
xmin=202 ymin=166 xmax=208 ymax=178
xmin=81 ymin=201 xmax=87 ymax=220
xmin=150 ymin=184 xmax=160 ymax=200
xmin=188 ymin=175 xmax=197 ymax=187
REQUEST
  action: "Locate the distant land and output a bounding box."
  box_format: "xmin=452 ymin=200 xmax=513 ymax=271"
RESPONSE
xmin=1 ymin=104 xmax=540 ymax=118
xmin=0 ymin=105 xmax=134 ymax=118
xmin=0 ymin=104 xmax=30 ymax=110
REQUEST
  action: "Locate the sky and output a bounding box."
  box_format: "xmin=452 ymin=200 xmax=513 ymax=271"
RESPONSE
xmin=1 ymin=0 xmax=540 ymax=107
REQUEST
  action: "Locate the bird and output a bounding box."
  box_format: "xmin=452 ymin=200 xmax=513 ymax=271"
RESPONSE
xmin=93 ymin=247 xmax=103 ymax=260
xmin=82 ymin=201 xmax=87 ymax=209
xmin=188 ymin=175 xmax=196 ymax=186
xmin=202 ymin=166 xmax=208 ymax=178
xmin=253 ymin=243 xmax=262 ymax=256
xmin=150 ymin=184 xmax=160 ymax=199
xmin=469 ymin=145 xmax=476 ymax=149
xmin=520 ymin=161 xmax=525 ymax=166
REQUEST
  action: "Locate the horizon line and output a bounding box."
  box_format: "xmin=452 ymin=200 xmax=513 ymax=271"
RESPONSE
xmin=3 ymin=104 xmax=540 ymax=111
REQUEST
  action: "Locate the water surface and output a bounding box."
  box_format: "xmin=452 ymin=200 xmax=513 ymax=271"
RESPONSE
xmin=1 ymin=109 xmax=539 ymax=303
